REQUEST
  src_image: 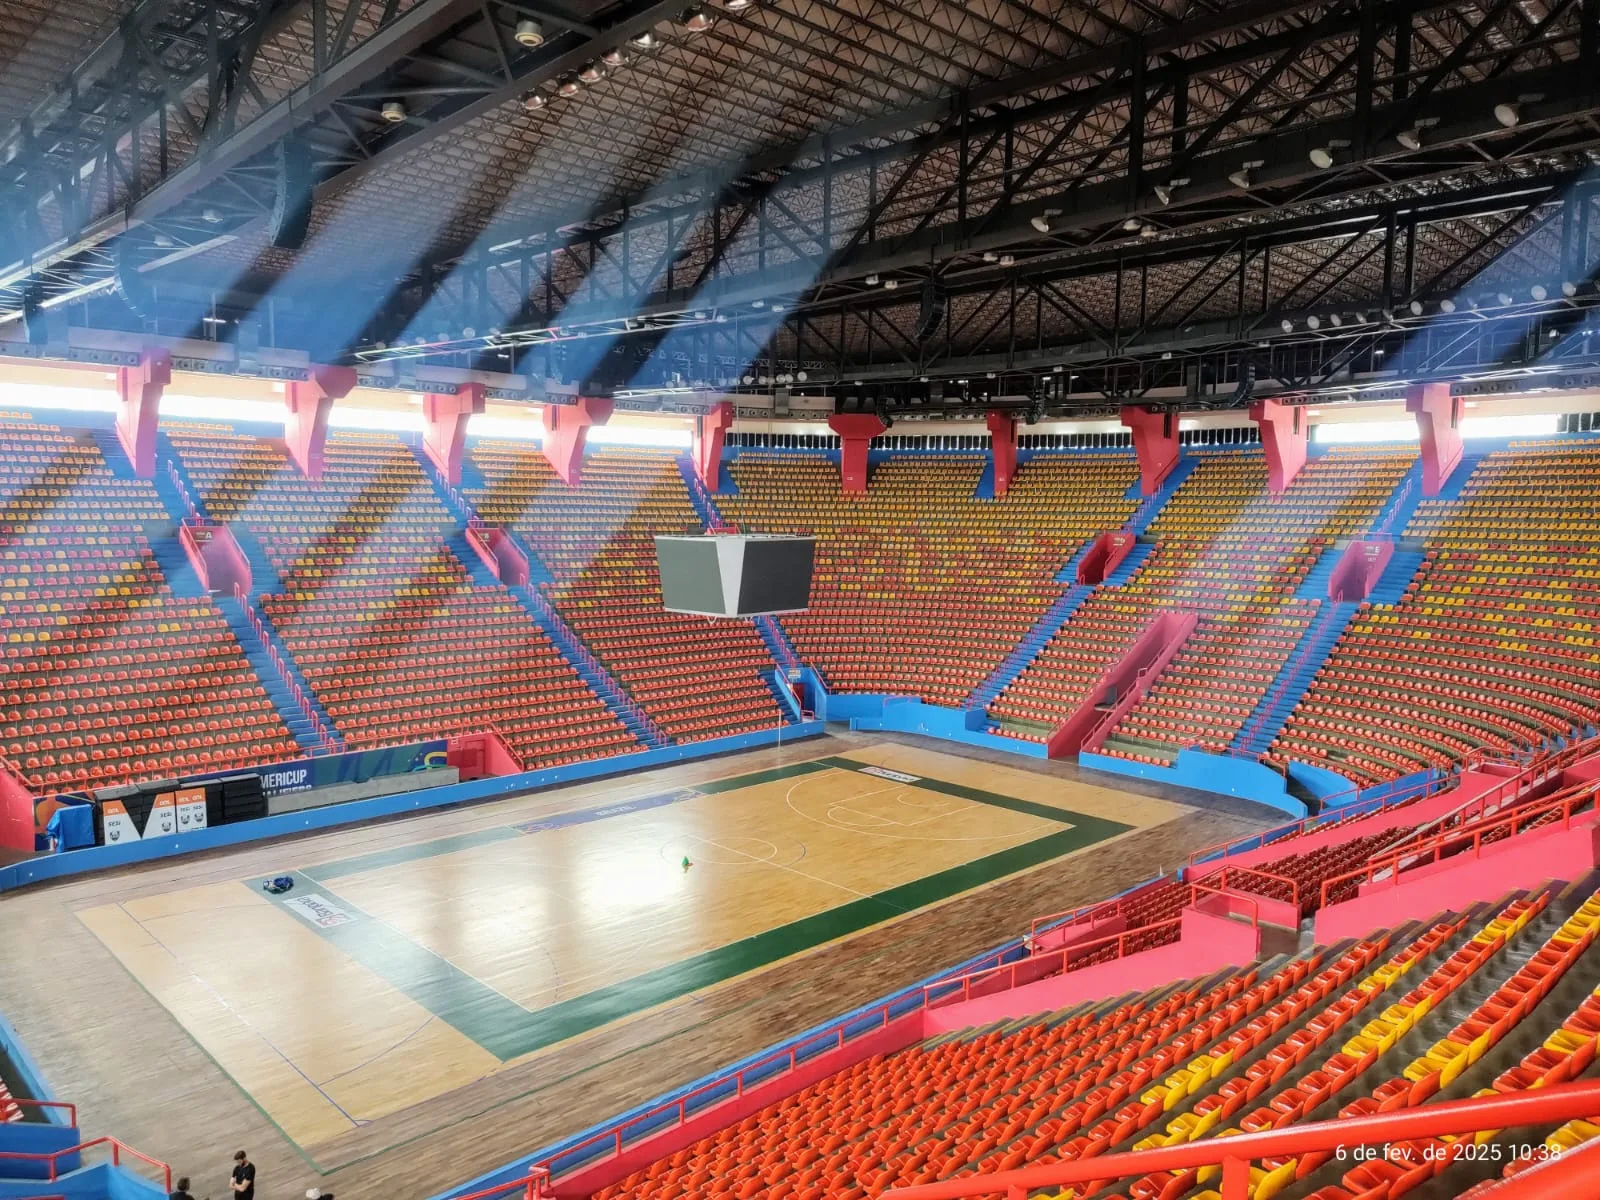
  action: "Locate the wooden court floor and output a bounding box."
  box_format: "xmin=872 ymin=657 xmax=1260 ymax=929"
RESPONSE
xmin=0 ymin=734 xmax=1277 ymax=1200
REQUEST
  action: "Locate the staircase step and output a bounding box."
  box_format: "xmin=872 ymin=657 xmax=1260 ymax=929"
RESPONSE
xmin=218 ymin=595 xmax=340 ymax=754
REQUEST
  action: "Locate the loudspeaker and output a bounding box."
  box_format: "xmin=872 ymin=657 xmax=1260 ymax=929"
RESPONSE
xmin=266 ymin=138 xmax=315 ymax=251
xmin=913 ymin=280 xmax=947 ymax=342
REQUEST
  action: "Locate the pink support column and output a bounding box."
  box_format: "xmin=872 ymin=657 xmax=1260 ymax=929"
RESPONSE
xmin=422 ymin=382 xmax=486 ymax=486
xmin=1120 ymin=405 xmax=1180 ymax=496
xmin=826 ymin=413 xmax=887 ymax=494
xmin=283 ymin=364 xmax=357 ymax=479
xmin=1250 ymin=397 xmax=1307 ymax=494
xmin=692 ymin=401 xmax=734 ymax=491
xmin=541 ymin=396 xmax=613 ymax=485
xmin=986 ymin=410 xmax=1018 ymax=497
xmin=114 ymin=349 xmax=171 ymax=478
xmin=1406 ymin=381 xmax=1464 ymax=497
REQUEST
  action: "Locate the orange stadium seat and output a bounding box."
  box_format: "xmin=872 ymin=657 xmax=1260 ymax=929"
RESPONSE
xmin=0 ymin=419 xmax=299 ymax=792
xmin=170 ymin=428 xmax=636 ymax=770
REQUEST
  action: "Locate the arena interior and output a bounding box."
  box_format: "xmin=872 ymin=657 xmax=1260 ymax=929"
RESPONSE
xmin=7 ymin=2 xmax=1600 ymax=1199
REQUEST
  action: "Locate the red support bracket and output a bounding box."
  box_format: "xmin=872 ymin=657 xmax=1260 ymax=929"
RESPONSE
xmin=1249 ymin=397 xmax=1307 ymax=494
xmin=1406 ymin=381 xmax=1464 ymax=497
xmin=1120 ymin=405 xmax=1180 ymax=496
xmin=541 ymin=396 xmax=613 ymax=485
xmin=692 ymin=401 xmax=734 ymax=491
xmin=986 ymin=410 xmax=1018 ymax=497
xmin=283 ymin=364 xmax=357 ymax=479
xmin=422 ymin=383 xmax=487 ymax=486
xmin=114 ymin=349 xmax=171 ymax=478
xmin=827 ymin=413 xmax=888 ymax=494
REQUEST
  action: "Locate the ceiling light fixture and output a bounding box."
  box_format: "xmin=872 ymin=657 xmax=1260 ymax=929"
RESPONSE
xmin=680 ymin=6 xmax=714 ymax=31
xmin=1494 ymin=102 xmax=1522 ymax=128
xmin=522 ymin=91 xmax=546 ymax=111
xmin=1497 ymin=292 xmax=1514 ymax=307
xmin=883 ymin=278 xmax=899 ymax=290
xmin=999 ymin=253 xmax=1015 ymax=266
xmin=578 ymin=61 xmax=606 ymax=83
xmin=1409 ymin=300 xmax=1425 ymax=316
xmin=1531 ymin=284 xmax=1549 ymax=301
xmin=1280 ymin=318 xmax=1295 ymax=333
xmin=1563 ymin=280 xmax=1580 ymax=297
xmin=1309 ymin=140 xmax=1349 ymax=169
xmin=1227 ymin=160 xmax=1264 ymax=190
xmin=631 ymin=29 xmax=658 ymax=48
xmin=1306 ymin=315 xmax=1321 ymax=330
xmin=1153 ymin=176 xmax=1189 ymax=206
xmin=1030 ymin=208 xmax=1061 ymax=234
xmin=864 ymin=274 xmax=879 ymax=286
xmin=981 ymin=250 xmax=998 ymax=263
xmin=1439 ymin=298 xmax=1457 ymax=314
xmin=557 ymin=75 xmax=581 ymax=96
xmin=381 ymin=101 xmax=406 ymax=123
xmin=514 ymin=19 xmax=544 ymax=46
xmin=1328 ymin=312 xmax=1343 ymax=327
xmin=602 ymin=47 xmax=628 ymax=67
xmin=1122 ymin=218 xmax=1144 ymax=233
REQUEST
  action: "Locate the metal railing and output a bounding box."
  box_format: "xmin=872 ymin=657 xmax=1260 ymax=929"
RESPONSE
xmin=521 ymin=587 xmax=669 ymax=745
xmin=1320 ymin=778 xmax=1600 ymax=908
xmin=231 ymin=584 xmax=340 ymax=753
xmin=2 ymin=1098 xmax=77 ymax=1124
xmin=880 ymin=1080 xmax=1600 ymax=1200
xmin=451 ymin=1171 xmax=551 ymax=1200
xmin=164 ymin=459 xmax=200 ymax=520
xmin=0 ymin=1136 xmax=171 ymax=1193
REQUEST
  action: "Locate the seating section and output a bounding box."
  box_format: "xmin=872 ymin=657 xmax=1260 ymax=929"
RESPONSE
xmin=989 ymin=448 xmax=1414 ymax=759
xmin=172 ymin=429 xmax=635 ymax=770
xmin=466 ymin=444 xmax=784 ymax=741
xmin=717 ymin=453 xmax=1140 ymax=706
xmin=590 ymin=870 xmax=1600 ymax=1200
xmin=1273 ymin=439 xmax=1600 ymax=785
xmin=1 ymin=419 xmax=299 ymax=792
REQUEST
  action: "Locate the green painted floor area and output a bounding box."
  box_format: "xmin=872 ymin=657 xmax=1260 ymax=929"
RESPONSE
xmin=253 ymin=753 xmax=1134 ymax=1062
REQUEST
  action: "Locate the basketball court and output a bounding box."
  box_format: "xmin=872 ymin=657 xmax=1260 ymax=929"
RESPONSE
xmin=67 ymin=741 xmax=1182 ymax=1156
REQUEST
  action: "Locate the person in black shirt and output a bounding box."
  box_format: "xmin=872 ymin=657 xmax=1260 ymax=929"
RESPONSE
xmin=170 ymin=1176 xmax=201 ymax=1200
xmin=230 ymin=1151 xmax=255 ymax=1200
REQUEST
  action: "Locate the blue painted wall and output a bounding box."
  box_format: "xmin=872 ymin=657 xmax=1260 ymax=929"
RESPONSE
xmin=1078 ymin=749 xmax=1307 ymax=818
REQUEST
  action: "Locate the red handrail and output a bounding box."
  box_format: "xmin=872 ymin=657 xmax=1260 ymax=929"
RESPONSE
xmin=1185 ymin=771 xmax=1445 ymax=868
xmin=926 ymin=916 xmax=1185 ymax=1006
xmin=881 ymin=1078 xmax=1600 ymax=1200
xmin=4 ymin=1099 xmax=77 ymax=1124
xmin=545 ymin=999 xmax=910 ymax=1173
xmin=450 ymin=1170 xmax=551 ymax=1200
xmin=1203 ymin=863 xmax=1299 ymax=910
xmin=0 ymin=1136 xmax=171 ymax=1193
xmin=1320 ymin=780 xmax=1600 ymax=908
xmin=1026 ymin=896 xmax=1124 ymax=943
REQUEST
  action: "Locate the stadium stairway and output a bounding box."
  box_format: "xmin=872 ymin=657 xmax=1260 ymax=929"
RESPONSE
xmin=1231 ymin=600 xmax=1361 ymax=757
xmin=1367 ymin=545 xmax=1427 ymax=606
xmin=1370 ymin=457 xmax=1425 ymax=535
xmin=1294 ymin=543 xmax=1346 ymax=601
xmin=89 ymin=427 xmax=139 ymax=479
xmin=676 ymin=454 xmax=729 ymax=528
xmin=215 ymin=593 xmax=340 ymax=754
xmin=407 ymin=438 xmax=477 ymax=523
xmin=762 ymin=669 xmax=806 ymax=723
xmin=755 ymin=613 xmax=804 ymax=675
xmin=1124 ymin=455 xmax=1200 ymax=535
xmin=969 ymin=584 xmax=1094 ymax=710
xmin=146 ymin=525 xmax=208 ymax=599
xmin=513 ymin=584 xmax=670 ymax=749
